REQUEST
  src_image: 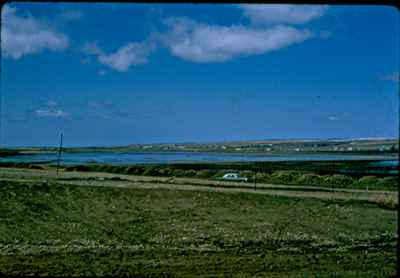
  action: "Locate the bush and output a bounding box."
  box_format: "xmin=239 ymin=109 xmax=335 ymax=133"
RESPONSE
xmin=109 ymin=166 xmax=125 ymax=174
xmin=93 ymin=164 xmax=111 ymax=172
xmin=185 ymin=169 xmax=197 ymax=177
xmin=377 ymin=177 xmax=398 ymax=189
xmin=143 ymin=167 xmax=161 ymax=176
xmin=258 ymin=172 xmax=270 ymax=181
xmin=28 ymin=164 xmax=44 ymax=170
xmin=158 ymin=168 xmax=172 ymax=177
xmin=195 ymin=169 xmax=216 ymax=178
xmin=64 ymin=166 xmax=74 ymax=171
xmin=359 ymin=175 xmax=378 ymax=184
xmin=69 ymin=165 xmax=91 ymax=172
xmin=324 ymin=174 xmax=355 ymax=188
xmin=123 ymin=166 xmax=137 ymax=175
xmin=172 ymin=169 xmax=186 ymax=177
xmin=358 ymin=176 xmax=379 ymax=189
xmin=240 ymin=171 xmax=254 ymax=179
xmin=269 ymin=171 xmax=300 ymax=184
xmin=296 ymin=173 xmax=324 ymax=186
xmin=212 ymin=171 xmax=225 ymax=178
xmin=133 ymin=167 xmax=145 ymax=175
xmin=373 ymin=194 xmax=398 ymax=210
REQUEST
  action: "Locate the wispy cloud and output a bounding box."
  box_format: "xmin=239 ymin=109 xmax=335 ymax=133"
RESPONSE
xmin=82 ymin=41 xmax=155 ymax=72
xmin=1 ymin=5 xmax=69 ymax=59
xmin=98 ymin=42 xmax=154 ymax=71
xmin=88 ymin=100 xmax=114 ymax=109
xmin=241 ymin=4 xmax=328 ymax=25
xmin=328 ymin=112 xmax=350 ymax=121
xmin=161 ymin=17 xmax=312 ymax=63
xmin=34 ymin=109 xmax=70 ymax=118
xmin=380 ymin=72 xmax=399 ymax=82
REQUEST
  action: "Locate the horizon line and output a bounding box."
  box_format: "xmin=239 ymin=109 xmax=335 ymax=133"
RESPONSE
xmin=3 ymin=136 xmax=399 ymax=149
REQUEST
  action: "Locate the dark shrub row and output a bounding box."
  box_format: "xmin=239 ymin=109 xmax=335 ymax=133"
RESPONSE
xmin=0 ymin=162 xmax=44 ymax=170
xmin=250 ymin=171 xmax=397 ymax=190
xmin=64 ymin=164 xmax=397 ymax=190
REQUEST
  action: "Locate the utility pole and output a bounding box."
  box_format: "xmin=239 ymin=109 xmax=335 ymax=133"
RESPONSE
xmin=56 ymin=133 xmax=63 ymax=176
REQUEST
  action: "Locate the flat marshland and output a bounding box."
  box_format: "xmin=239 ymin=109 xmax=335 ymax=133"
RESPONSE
xmin=0 ymin=167 xmax=397 ymax=277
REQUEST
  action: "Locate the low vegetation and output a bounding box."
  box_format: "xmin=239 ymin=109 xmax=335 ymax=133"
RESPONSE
xmin=0 ymin=160 xmax=396 ymax=191
xmin=0 ymin=149 xmax=21 ymax=157
xmin=60 ymin=163 xmax=398 ymax=191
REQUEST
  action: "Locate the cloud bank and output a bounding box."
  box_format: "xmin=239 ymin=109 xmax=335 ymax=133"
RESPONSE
xmin=82 ymin=41 xmax=155 ymax=72
xmin=78 ymin=4 xmax=327 ymax=70
xmin=1 ymin=5 xmax=69 ymax=59
xmin=34 ymin=109 xmax=70 ymax=118
xmin=241 ymin=4 xmax=328 ymax=25
xmin=161 ymin=17 xmax=312 ymax=63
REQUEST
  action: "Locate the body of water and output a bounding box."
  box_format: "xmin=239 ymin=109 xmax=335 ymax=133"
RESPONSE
xmin=0 ymin=151 xmax=397 ymax=165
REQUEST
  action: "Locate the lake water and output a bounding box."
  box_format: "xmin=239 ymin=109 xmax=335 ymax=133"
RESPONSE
xmin=0 ymin=151 xmax=398 ymax=166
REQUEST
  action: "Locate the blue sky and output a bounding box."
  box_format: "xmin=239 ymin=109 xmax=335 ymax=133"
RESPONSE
xmin=1 ymin=3 xmax=399 ymax=147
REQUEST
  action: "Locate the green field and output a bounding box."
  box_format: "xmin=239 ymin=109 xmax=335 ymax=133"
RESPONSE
xmin=0 ymin=168 xmax=397 ymax=277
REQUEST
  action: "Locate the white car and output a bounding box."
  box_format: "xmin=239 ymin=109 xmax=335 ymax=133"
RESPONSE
xmin=221 ymin=173 xmax=248 ymax=182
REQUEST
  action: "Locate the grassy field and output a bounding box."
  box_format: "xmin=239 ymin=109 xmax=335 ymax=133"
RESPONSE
xmin=0 ymin=167 xmax=397 ymax=277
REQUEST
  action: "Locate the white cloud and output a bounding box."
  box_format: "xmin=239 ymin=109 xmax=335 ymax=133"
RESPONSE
xmin=162 ymin=18 xmax=312 ymax=63
xmin=34 ymin=109 xmax=70 ymax=118
xmin=78 ymin=5 xmax=326 ymax=68
xmin=82 ymin=41 xmax=154 ymax=72
xmin=241 ymin=4 xmax=328 ymax=25
xmin=381 ymin=72 xmax=399 ymax=82
xmin=98 ymin=42 xmax=154 ymax=71
xmin=1 ymin=5 xmax=69 ymax=59
xmin=328 ymin=116 xmax=339 ymax=121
